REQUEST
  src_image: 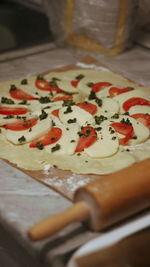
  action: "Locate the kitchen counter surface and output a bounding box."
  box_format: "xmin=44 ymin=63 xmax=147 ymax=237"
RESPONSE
xmin=0 ymin=44 xmax=150 ymax=267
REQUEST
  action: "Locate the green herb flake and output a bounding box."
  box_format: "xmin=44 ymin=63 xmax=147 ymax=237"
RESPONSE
xmin=67 ymin=118 xmax=77 ymax=124
xmin=19 ymin=99 xmax=27 ymax=105
xmin=39 ymin=110 xmax=48 ymax=120
xmin=36 ymin=142 xmax=44 ymax=150
xmin=10 ymin=84 xmax=17 ymax=91
xmin=120 ymin=118 xmax=132 ymax=126
xmin=62 ymin=100 xmax=75 ymax=107
xmin=70 ymin=139 xmax=75 ymax=143
xmin=36 ymin=75 xmax=44 ymax=80
xmin=87 ymin=82 xmax=94 ymax=88
xmin=75 ymin=74 xmax=84 ymax=80
xmin=39 ymin=96 xmax=51 ymax=104
xmin=21 ymin=79 xmax=28 ymax=85
xmin=51 ymin=144 xmax=61 ymax=152
xmin=95 ymin=98 xmax=103 ymax=107
xmin=94 ymin=115 xmax=107 ymax=125
xmin=3 ymin=115 xmax=14 ymax=119
xmin=18 ymin=136 xmax=26 ymax=143
xmin=88 ymin=90 xmax=96 ymax=100
xmin=1 ymin=97 xmax=14 ymax=104
xmin=111 ymin=113 xmax=119 ymax=119
xmin=64 ymin=105 xmax=73 ymax=114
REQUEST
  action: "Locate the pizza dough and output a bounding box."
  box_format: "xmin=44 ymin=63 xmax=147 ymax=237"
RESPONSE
xmin=0 ymin=68 xmax=150 ymax=175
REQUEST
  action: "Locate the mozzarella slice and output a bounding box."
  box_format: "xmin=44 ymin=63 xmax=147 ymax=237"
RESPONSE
xmin=89 ymin=98 xmax=119 ymax=118
xmin=114 ymin=89 xmax=150 ymax=112
xmin=129 ymin=105 xmax=150 ymax=115
xmin=85 ymin=124 xmax=119 ymax=158
xmin=59 ymin=105 xmax=95 ymax=126
xmin=45 ymin=123 xmax=80 ymax=155
xmin=4 ymin=116 xmax=52 ymax=145
xmin=56 ymin=80 xmax=78 ymax=93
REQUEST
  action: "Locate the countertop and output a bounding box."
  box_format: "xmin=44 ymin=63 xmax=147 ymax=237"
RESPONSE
xmin=0 ymin=43 xmax=150 ymax=267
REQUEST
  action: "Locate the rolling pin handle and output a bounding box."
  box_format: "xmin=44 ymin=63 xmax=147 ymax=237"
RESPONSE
xmin=28 ymin=201 xmax=89 ymax=241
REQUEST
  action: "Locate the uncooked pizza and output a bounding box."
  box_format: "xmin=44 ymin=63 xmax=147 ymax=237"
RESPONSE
xmin=0 ymin=68 xmax=150 ymax=174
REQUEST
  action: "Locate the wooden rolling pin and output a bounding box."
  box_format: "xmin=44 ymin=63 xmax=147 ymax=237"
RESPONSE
xmin=28 ymin=158 xmax=150 ymax=241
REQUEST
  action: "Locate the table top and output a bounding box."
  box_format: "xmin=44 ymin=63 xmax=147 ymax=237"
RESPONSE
xmin=0 ymin=44 xmax=150 ymax=266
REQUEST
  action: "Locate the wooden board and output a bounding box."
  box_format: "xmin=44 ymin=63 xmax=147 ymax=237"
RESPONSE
xmin=1 ymin=56 xmax=142 ymax=201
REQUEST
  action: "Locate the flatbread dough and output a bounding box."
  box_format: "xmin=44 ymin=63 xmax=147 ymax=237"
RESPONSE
xmin=0 ymin=68 xmax=150 ymax=174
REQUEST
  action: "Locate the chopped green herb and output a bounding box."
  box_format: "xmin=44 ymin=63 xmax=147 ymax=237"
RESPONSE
xmin=112 ymin=136 xmax=116 ymax=140
xmin=123 ymin=112 xmax=130 ymax=116
xmin=39 ymin=110 xmax=48 ymax=120
xmin=1 ymin=97 xmax=14 ymax=104
xmin=95 ymin=126 xmax=102 ymax=131
xmin=52 ymin=120 xmax=56 ymax=126
xmin=67 ymin=118 xmax=77 ymax=124
xmin=4 ymin=115 xmax=14 ymax=119
xmin=39 ymin=96 xmax=51 ymax=103
xmin=132 ymin=136 xmax=137 ymax=139
xmin=62 ymin=100 xmax=75 ymax=106
xmin=94 ymin=115 xmax=107 ymax=125
xmin=36 ymin=75 xmax=44 ymax=80
xmin=64 ymin=105 xmax=73 ymax=114
xmin=87 ymin=82 xmax=94 ymax=87
xmin=120 ymin=118 xmax=132 ymax=126
xmin=75 ymin=74 xmax=84 ymax=80
xmin=51 ymin=144 xmax=61 ymax=152
xmin=19 ymin=99 xmax=27 ymax=105
xmin=36 ymin=142 xmax=44 ymax=150
xmin=88 ymin=90 xmax=96 ymax=100
xmin=29 ymin=128 xmax=32 ymax=132
xmin=95 ymin=98 xmax=103 ymax=107
xmin=111 ymin=113 xmax=119 ymax=119
xmin=18 ymin=136 xmax=26 ymax=143
xmin=21 ymin=79 xmax=28 ymax=85
xmin=70 ymin=139 xmax=75 ymax=143
xmin=10 ymin=84 xmax=17 ymax=91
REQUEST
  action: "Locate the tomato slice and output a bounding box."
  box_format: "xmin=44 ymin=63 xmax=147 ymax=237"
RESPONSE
xmin=131 ymin=113 xmax=150 ymax=130
xmin=9 ymin=88 xmax=38 ymax=100
xmin=4 ymin=118 xmax=37 ymax=131
xmin=110 ymin=122 xmax=134 ymax=145
xmin=35 ymin=80 xmax=62 ymax=93
xmin=76 ymin=102 xmax=97 ymax=115
xmin=123 ymin=97 xmax=150 ymax=112
xmin=109 ymin=87 xmax=133 ymax=98
xmin=0 ymin=106 xmax=27 ymax=115
xmin=92 ymin=82 xmax=112 ymax=93
xmin=53 ymin=95 xmax=73 ymax=102
xmin=75 ymin=126 xmax=97 ymax=152
xmin=71 ymin=80 xmax=79 ymax=88
xmin=51 ymin=109 xmax=59 ymax=118
xmin=29 ymin=127 xmax=62 ymax=148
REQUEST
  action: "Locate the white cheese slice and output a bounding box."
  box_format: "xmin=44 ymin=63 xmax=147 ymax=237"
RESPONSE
xmin=129 ymin=105 xmax=150 ymax=115
xmin=4 ymin=116 xmax=52 ymax=145
xmin=89 ymin=98 xmax=119 ymax=118
xmin=45 ymin=123 xmax=80 ymax=155
xmin=114 ymin=89 xmax=150 ymax=112
xmin=59 ymin=105 xmax=95 ymax=126
xmin=56 ymin=80 xmax=78 ymax=93
xmin=85 ymin=124 xmax=119 ymax=158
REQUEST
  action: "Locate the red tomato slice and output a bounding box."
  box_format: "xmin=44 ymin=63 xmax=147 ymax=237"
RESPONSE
xmin=51 ymin=109 xmax=59 ymax=118
xmin=76 ymin=102 xmax=97 ymax=115
xmin=110 ymin=122 xmax=134 ymax=145
xmin=29 ymin=127 xmax=62 ymax=148
xmin=131 ymin=113 xmax=150 ymax=130
xmin=35 ymin=80 xmax=62 ymax=93
xmin=123 ymin=97 xmax=150 ymax=112
xmin=53 ymin=95 xmax=73 ymax=102
xmin=71 ymin=80 xmax=79 ymax=88
xmin=92 ymin=82 xmax=112 ymax=93
xmin=0 ymin=106 xmax=27 ymax=115
xmin=75 ymin=126 xmax=97 ymax=152
xmin=109 ymin=87 xmax=133 ymax=98
xmin=9 ymin=88 xmax=38 ymax=100
xmin=4 ymin=118 xmax=37 ymax=131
